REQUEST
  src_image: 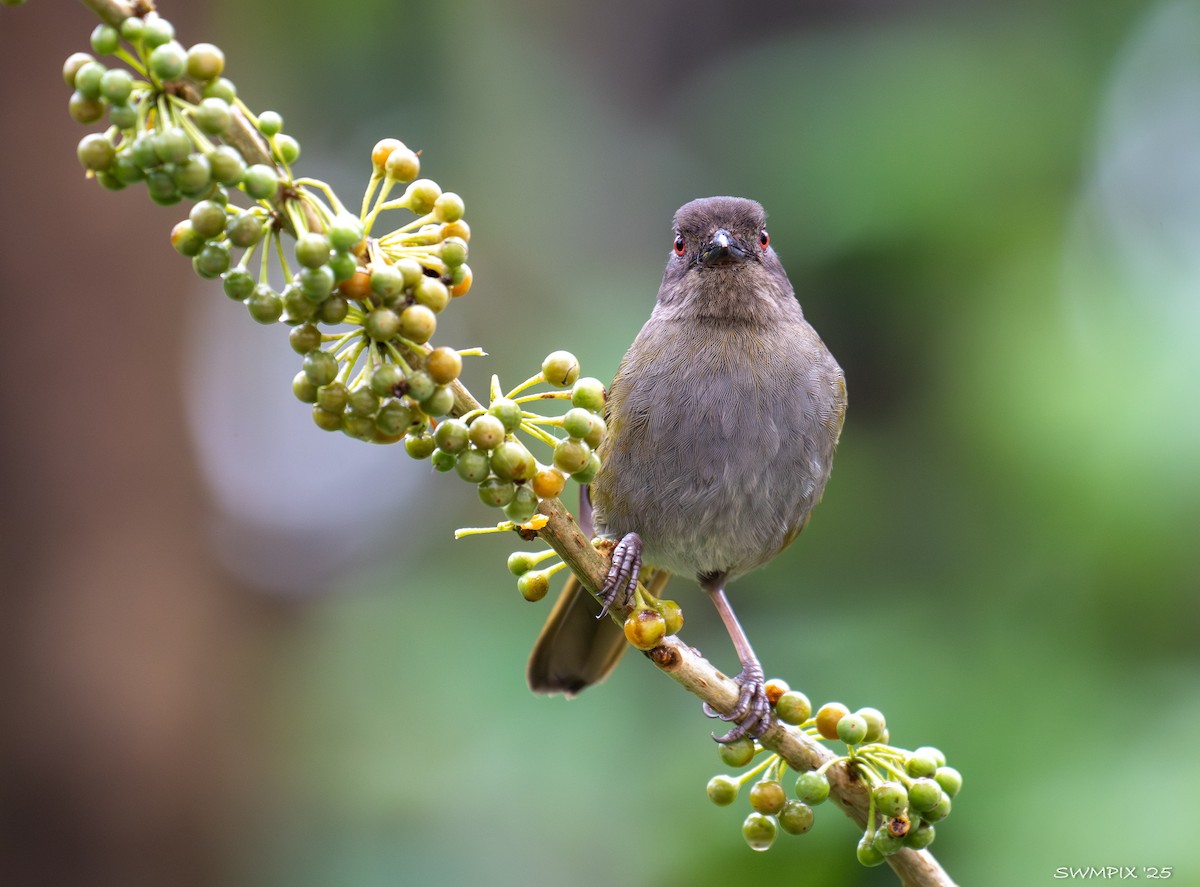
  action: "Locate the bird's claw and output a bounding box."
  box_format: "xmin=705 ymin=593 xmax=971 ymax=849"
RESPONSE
xmin=705 ymin=665 xmax=771 ymax=744
xmin=597 ymin=532 xmax=642 ymax=618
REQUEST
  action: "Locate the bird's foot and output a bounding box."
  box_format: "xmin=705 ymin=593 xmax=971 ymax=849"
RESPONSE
xmin=704 ymin=662 xmax=771 ymax=743
xmin=597 ymin=532 xmax=642 ymax=618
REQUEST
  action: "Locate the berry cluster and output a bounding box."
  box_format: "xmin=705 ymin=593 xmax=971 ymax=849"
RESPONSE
xmin=705 ymin=684 xmax=961 ymax=863
xmin=65 ymin=11 xmax=474 ymax=450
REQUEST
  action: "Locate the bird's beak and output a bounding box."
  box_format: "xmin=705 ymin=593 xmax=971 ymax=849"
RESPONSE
xmin=699 ymin=228 xmax=745 ymax=265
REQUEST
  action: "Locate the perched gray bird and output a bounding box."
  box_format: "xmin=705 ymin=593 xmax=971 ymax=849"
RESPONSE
xmin=527 ymin=196 xmax=846 ymax=741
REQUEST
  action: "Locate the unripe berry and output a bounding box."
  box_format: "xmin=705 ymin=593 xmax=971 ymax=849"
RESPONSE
xmin=748 ymin=780 xmax=786 ymax=816
xmin=399 ymin=305 xmax=436 ymax=344
xmin=873 ymin=782 xmax=908 ymax=817
xmin=794 ymin=771 xmax=830 ymax=805
xmin=718 ymin=736 xmax=755 ymax=768
xmin=542 ymin=350 xmax=580 ymax=387
xmin=836 ymin=714 xmax=868 ymax=746
xmin=468 ymin=414 xmax=505 ymax=450
xmin=934 ymin=766 xmax=962 ymax=798
xmin=454 ymin=448 xmax=490 ymax=483
xmin=186 ymin=43 xmax=225 ymax=81
xmin=778 ymin=801 xmax=814 ymax=836
xmin=478 ymin=477 xmax=516 ymax=508
xmin=517 ymin=570 xmax=549 ymax=602
xmin=706 ymin=775 xmax=738 ymax=807
xmin=775 ymin=690 xmax=812 ymax=726
xmin=742 ymin=813 xmax=777 ymax=852
xmin=623 ymin=608 xmax=665 ymax=650
xmin=488 ymin=398 xmax=522 ymax=433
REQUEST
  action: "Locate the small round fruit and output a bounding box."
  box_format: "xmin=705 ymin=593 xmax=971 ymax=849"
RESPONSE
xmin=257 ymin=110 xmax=283 ymax=136
xmin=815 ymin=702 xmax=849 ymax=740
xmin=531 ymin=468 xmax=566 ymax=500
xmin=921 ymin=793 xmax=952 ymax=824
xmin=289 ymin=323 xmax=322 ymax=355
xmin=778 ymin=801 xmax=815 ymax=836
xmin=170 ymin=221 xmax=203 ymax=257
xmin=914 ymin=746 xmax=946 ymax=769
xmin=186 ymin=42 xmax=225 ymax=81
xmin=227 ymin=210 xmax=264 ymax=247
xmin=99 ymin=68 xmax=133 ymax=104
xmin=63 ymin=52 xmax=95 ymax=88
xmin=873 ymin=782 xmax=908 ymax=818
xmin=376 ymin=399 xmax=414 ymax=436
xmin=468 ymin=414 xmax=505 ymax=451
xmin=426 ymin=347 xmax=462 ymax=385
xmin=432 ymin=191 xmax=465 ymax=222
xmin=192 ymin=242 xmax=231 ymax=279
xmin=414 ymin=277 xmax=449 ymax=312
xmin=371 ymin=138 xmax=404 ymax=172
xmin=292 ymin=372 xmax=318 ymax=404
xmin=68 ymin=92 xmax=104 ymax=125
xmin=907 ymin=778 xmax=942 ymax=813
xmin=906 ymin=752 xmax=939 ymax=779
xmin=364 ymin=307 xmax=400 ymax=342
xmin=571 ymin=376 xmax=606 ymax=411
xmin=434 ymin=418 xmax=470 ymax=454
xmin=706 ymin=775 xmax=738 ymax=807
xmin=872 ymin=827 xmax=904 ymax=857
xmin=347 ymin=387 xmax=379 ymax=416
xmin=491 ymin=440 xmax=536 ymax=482
xmin=77 ymin=133 xmax=115 ymax=171
xmin=430 ymin=449 xmax=457 ymax=472
xmin=149 ymin=41 xmax=187 ymax=81
xmin=488 ymin=398 xmax=522 ymax=433
xmin=454 ymin=448 xmax=490 ymax=483
xmin=403 ymin=178 xmax=441 ymax=213
xmin=222 ymin=268 xmax=255 ymax=301
xmin=855 ymin=707 xmax=886 ymax=743
xmin=302 ymin=350 xmax=338 ymax=386
xmin=561 ymin=407 xmax=596 ymax=440
xmin=193 ymin=97 xmax=231 ymax=134
xmin=571 ymin=452 xmax=601 ymax=484
xmin=316 ymin=381 xmax=348 ymax=414
xmin=328 ymin=214 xmax=364 ymax=252
xmin=189 ymin=200 xmax=227 ymax=240
xmin=503 ymin=485 xmax=539 ymax=522
xmin=934 ymin=766 xmax=962 ymax=798
xmin=517 ymin=570 xmax=550 ymax=602
xmin=775 ymin=691 xmax=812 ymax=726
xmin=405 ymin=370 xmax=435 ymax=403
xmin=542 ymin=350 xmax=580 ymax=387
xmin=273 ymin=133 xmax=300 ymax=165
xmin=623 ymin=609 xmax=665 ymax=650
xmin=398 ymin=304 xmax=437 ymax=344
xmin=295 ymin=232 xmax=331 ymax=269
xmin=836 ymin=714 xmax=868 ymax=746
xmin=656 ymin=599 xmax=683 ymax=635
xmin=247 ymin=287 xmax=282 ymax=323
xmin=856 ymin=835 xmax=885 ymax=867
xmin=794 ymin=771 xmax=830 ymax=805
xmin=507 ymin=551 xmax=536 ymax=576
xmin=369 ymin=364 xmax=406 ymax=398
xmin=311 ymin=407 xmax=342 ymax=432
xmin=552 ymin=439 xmax=590 ymax=474
xmin=241 ymin=164 xmax=279 ymax=200
xmin=748 ymin=780 xmax=786 ymax=816
xmin=742 ymin=813 xmax=777 ymax=852
xmin=478 ymin=477 xmax=516 ymax=508
xmin=404 ymin=432 xmax=436 ymax=460
xmin=90 ymin=23 xmax=120 ymax=54
xmin=718 ymin=736 xmax=755 ymax=768
xmin=904 ymin=822 xmax=936 ymax=850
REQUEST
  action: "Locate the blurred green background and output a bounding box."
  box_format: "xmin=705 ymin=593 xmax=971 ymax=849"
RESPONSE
xmin=2 ymin=1 xmax=1198 ymax=885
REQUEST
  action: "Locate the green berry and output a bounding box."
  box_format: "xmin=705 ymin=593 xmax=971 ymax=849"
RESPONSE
xmin=282 ymin=285 xmax=317 ymax=322
xmin=904 ymin=821 xmax=936 ymax=850
xmin=144 ymin=170 xmax=180 ymax=205
xmin=170 ymin=220 xmax=203 ymax=257
xmin=192 ymin=242 xmax=231 ymax=279
xmin=517 ymin=570 xmax=549 ymax=602
xmin=316 ymin=381 xmax=348 ymax=414
xmin=478 ymin=476 xmax=516 ymax=508
xmin=319 ymin=296 xmax=349 ymax=324
xmin=622 ymin=608 xmax=665 ymax=650
xmin=98 ymin=68 xmax=133 ymax=104
xmin=153 ymin=128 xmax=191 ymax=165
xmin=454 ymin=448 xmax=490 ymax=483
xmin=440 ymin=236 xmax=468 ymax=267
xmin=77 ymin=133 xmax=115 ymax=172
xmin=288 ymin=323 xmax=322 ymax=354
xmin=873 ymin=782 xmax=908 ymax=817
xmin=328 ymin=251 xmax=358 ymax=282
xmin=794 ymin=771 xmax=830 ymax=805
xmin=775 ymin=690 xmax=812 ymax=726
xmin=656 ymin=598 xmax=683 ymax=635
xmin=186 ymin=43 xmax=225 ymax=81
xmin=432 ymin=191 xmax=465 ymax=222
xmin=258 ymin=110 xmax=283 ymax=136
xmin=855 ymin=707 xmax=886 ymax=743
xmin=507 ymin=552 xmax=535 ymax=576
xmin=149 ymin=41 xmax=187 ymax=81
xmin=468 ymin=414 xmax=506 ymax=450
xmin=836 ymin=713 xmax=868 ymax=745
xmin=571 ymin=451 xmax=601 ymax=484
xmin=934 ymin=766 xmax=962 ymax=798
xmin=90 ymin=23 xmax=119 ymax=55
xmin=311 ymin=407 xmax=342 ymax=432
xmin=778 ymin=801 xmax=814 ymax=836
xmin=414 ymin=276 xmax=449 ymax=313
xmin=404 ymin=431 xmax=436 ymax=459
xmin=422 ymin=384 xmax=457 ymax=418
xmin=369 ymin=364 xmax=405 ymax=398
xmin=749 ymin=780 xmax=786 ymax=816
xmin=718 ymin=736 xmax=755 ymax=768
xmin=907 ymin=778 xmax=942 ymax=813
xmin=433 ymin=418 xmax=470 ymax=453
xmin=292 ymin=372 xmax=318 ymax=404
xmin=247 ymin=287 xmax=282 ymax=324
xmin=241 ymin=164 xmax=279 ymax=200
xmin=384 ymin=147 xmax=420 ymax=182
xmin=490 ymin=440 xmax=536 ymax=482
xmin=68 ymin=92 xmax=104 ymax=125
xmin=922 ymin=792 xmax=952 ymax=823
xmin=552 ymin=438 xmax=590 ymax=474
xmin=503 ymin=485 xmax=539 ymax=522
xmin=112 ymin=153 xmax=143 ymax=183
xmin=399 ymin=304 xmax=437 ymax=344
xmin=742 ymin=813 xmax=777 ymax=852
xmin=73 ymin=61 xmax=105 ymax=98
xmin=394 ymin=257 xmax=424 ymax=288
xmin=108 ymin=103 xmax=137 ymax=130
xmin=560 ymin=407 xmax=593 ymax=440
xmin=118 ymin=16 xmax=145 ymax=43
xmin=914 ymin=746 xmax=946 ymax=769
xmin=226 ymin=210 xmax=264 ymax=248
xmin=328 ymin=214 xmax=364 ymax=252
xmin=706 ymin=775 xmax=738 ymax=807
xmin=340 ymin=413 xmax=373 ymax=441
xmin=403 ymin=178 xmax=441 ymax=214
xmin=376 ymin=399 xmax=415 ymax=436
xmin=63 ymin=52 xmax=95 ymax=88
xmin=194 ymin=97 xmax=231 ymax=135
xmin=303 ymin=350 xmax=338 ymax=386
xmin=856 ymin=835 xmax=885 ymax=867
xmin=298 ymin=265 xmax=335 ymax=302
xmin=189 ymin=200 xmax=227 ymax=240
xmin=582 ymin=415 xmax=607 ymax=449
xmin=129 ymin=135 xmax=159 ymax=170
xmin=202 ymin=77 xmax=236 ymax=102
xmin=141 ymin=15 xmax=175 ymax=48
xmin=488 ymin=398 xmax=522 ymax=433
xmin=542 ymin=350 xmax=580 ymax=387
xmin=872 ymin=827 xmax=904 ymax=857
xmin=405 ymin=369 xmax=435 ymax=403
xmin=430 ymin=449 xmax=457 ymax=472
xmin=906 ymin=752 xmax=938 ymax=779
xmin=173 ymin=153 xmax=213 ymax=197
xmin=273 ymin=133 xmax=300 ymax=165
xmin=203 ymin=145 xmax=243 ymax=186
xmin=294 ymin=232 xmax=330 ymax=269
xmin=347 ymin=387 xmax=379 ymax=416
xmin=370 ymin=263 xmax=404 ymax=299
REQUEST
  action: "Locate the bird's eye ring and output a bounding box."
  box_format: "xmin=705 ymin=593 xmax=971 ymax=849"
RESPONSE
xmin=759 ymin=229 xmax=770 ymax=249
xmin=673 ymin=234 xmax=686 ymax=256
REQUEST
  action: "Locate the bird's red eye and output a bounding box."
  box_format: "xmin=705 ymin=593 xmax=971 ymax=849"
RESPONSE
xmin=759 ymin=229 xmax=770 ymax=249
xmin=673 ymin=234 xmax=686 ymax=256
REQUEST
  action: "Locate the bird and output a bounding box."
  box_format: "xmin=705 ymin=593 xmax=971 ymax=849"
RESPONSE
xmin=527 ymin=196 xmax=846 ymax=741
